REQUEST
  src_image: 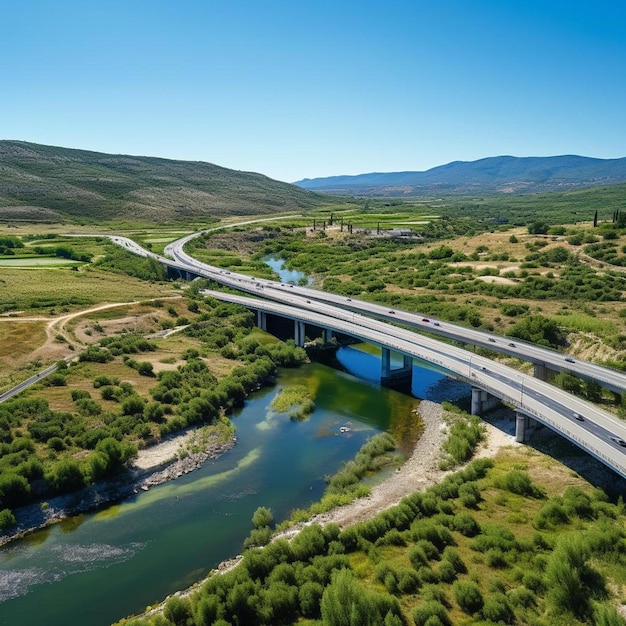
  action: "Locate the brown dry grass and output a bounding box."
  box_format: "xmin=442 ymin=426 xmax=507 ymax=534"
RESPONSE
xmin=0 ymin=320 xmax=48 ymax=368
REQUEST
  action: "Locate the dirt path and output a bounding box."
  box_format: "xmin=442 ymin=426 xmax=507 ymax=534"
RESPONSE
xmin=0 ymin=297 xmax=184 ymax=365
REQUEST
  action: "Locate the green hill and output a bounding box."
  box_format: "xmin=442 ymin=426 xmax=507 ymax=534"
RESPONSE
xmin=0 ymin=141 xmax=329 ymax=223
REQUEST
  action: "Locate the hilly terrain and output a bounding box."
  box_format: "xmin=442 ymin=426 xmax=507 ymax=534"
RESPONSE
xmin=294 ymin=154 xmax=626 ymax=196
xmin=0 ymin=141 xmax=328 ymax=223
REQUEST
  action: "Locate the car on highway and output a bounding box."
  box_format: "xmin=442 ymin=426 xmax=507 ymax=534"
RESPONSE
xmin=389 ymin=310 xmax=395 ymax=314
xmin=610 ymin=436 xmax=626 ymax=447
xmin=573 ymin=413 xmax=584 ymax=421
xmin=565 ymin=356 xmax=575 ymax=363
xmin=508 ymin=342 xmax=515 ymax=347
xmin=433 ymin=321 xmax=440 ymax=326
xmin=422 ymin=318 xmax=430 ymax=323
xmin=488 ymin=338 xmax=496 ymax=343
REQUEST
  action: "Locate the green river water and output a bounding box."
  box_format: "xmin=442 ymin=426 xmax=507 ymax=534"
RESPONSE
xmin=0 ymin=349 xmax=473 ymax=626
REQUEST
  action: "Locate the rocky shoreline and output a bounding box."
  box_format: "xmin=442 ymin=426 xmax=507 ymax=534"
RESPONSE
xmin=0 ymin=432 xmax=237 ymax=547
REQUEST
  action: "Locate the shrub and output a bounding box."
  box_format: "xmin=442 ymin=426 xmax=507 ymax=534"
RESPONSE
xmin=453 ymin=512 xmax=481 ymax=537
xmin=458 ymin=482 xmax=481 ymax=508
xmin=545 ymin=536 xmax=607 ymax=620
xmin=0 ymin=473 xmax=31 ymax=507
xmin=534 ymin=499 xmax=570 ymax=529
xmin=163 ymin=596 xmax=191 ymax=626
xmin=495 ymin=469 xmax=544 ymax=497
xmin=252 ymin=506 xmax=273 ymax=529
xmin=47 ymin=458 xmax=85 ymax=493
xmin=442 ymin=546 xmax=466 ymax=574
xmin=0 ymin=508 xmax=16 ymax=530
xmin=320 ymin=568 xmax=403 ymax=626
xmin=453 ymin=580 xmax=484 ymax=615
xmin=481 ymin=592 xmax=514 ymax=623
xmin=298 ymin=581 xmax=323 ymax=619
xmin=412 ymin=600 xmax=452 ymax=626
xmin=409 ymin=544 xmax=429 ymax=569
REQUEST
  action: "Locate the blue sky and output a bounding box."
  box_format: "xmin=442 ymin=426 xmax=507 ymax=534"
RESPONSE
xmin=3 ymin=1 xmax=625 ymax=182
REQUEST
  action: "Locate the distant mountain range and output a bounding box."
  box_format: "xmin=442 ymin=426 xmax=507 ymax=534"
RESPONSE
xmin=0 ymin=140 xmax=327 ymax=223
xmin=294 ymin=155 xmax=626 ymax=196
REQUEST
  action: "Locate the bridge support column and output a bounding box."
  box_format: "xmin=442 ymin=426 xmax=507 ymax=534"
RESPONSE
xmin=257 ymin=311 xmax=267 ymax=331
xmin=470 ymin=387 xmax=501 ymax=416
xmin=534 ymin=362 xmax=548 ymax=381
xmin=515 ymin=412 xmax=527 ymax=442
xmin=323 ymin=328 xmax=334 ymax=342
xmin=381 ymin=349 xmax=413 ymax=390
xmin=294 ymin=321 xmax=306 ymax=347
xmin=381 ymin=348 xmax=391 ymax=379
xmin=515 ymin=412 xmax=537 ymax=443
xmin=533 ymin=362 xmax=556 ymax=383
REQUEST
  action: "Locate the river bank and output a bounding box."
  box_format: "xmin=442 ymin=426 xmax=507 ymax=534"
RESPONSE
xmin=136 ymin=400 xmax=519 ymax=620
xmin=0 ymin=427 xmax=236 ymax=547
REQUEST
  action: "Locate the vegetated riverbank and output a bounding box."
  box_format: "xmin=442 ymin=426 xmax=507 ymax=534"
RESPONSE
xmin=0 ymin=421 xmax=236 ymax=547
xmin=128 ymin=400 xmax=513 ymax=623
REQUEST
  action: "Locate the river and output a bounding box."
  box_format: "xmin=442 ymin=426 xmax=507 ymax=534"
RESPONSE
xmin=0 ymin=350 xmax=469 ymax=626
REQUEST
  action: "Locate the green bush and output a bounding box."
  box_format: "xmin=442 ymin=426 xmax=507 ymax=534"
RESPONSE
xmin=495 ymin=469 xmax=544 ymax=497
xmin=545 ymin=536 xmax=607 ymax=620
xmin=320 ymin=568 xmax=403 ymax=626
xmin=0 ymin=473 xmax=31 ymax=507
xmin=0 ymin=507 xmax=17 ymax=530
xmin=453 ymin=512 xmax=481 ymax=537
xmin=534 ymin=499 xmax=570 ymax=529
xmin=412 ymin=600 xmax=452 ymax=626
xmin=163 ymin=596 xmax=191 ymax=626
xmin=481 ymin=592 xmax=514 ymax=623
xmin=453 ymin=579 xmax=484 ymax=615
xmin=47 ymin=458 xmax=85 ymax=493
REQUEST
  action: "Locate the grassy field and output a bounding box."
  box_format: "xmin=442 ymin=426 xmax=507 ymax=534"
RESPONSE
xmin=0 ymin=266 xmax=176 ymax=314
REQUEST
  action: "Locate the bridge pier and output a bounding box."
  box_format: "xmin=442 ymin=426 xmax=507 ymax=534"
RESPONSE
xmin=470 ymin=387 xmax=501 ymax=415
xmin=381 ymin=349 xmax=413 ymax=389
xmin=323 ymin=328 xmax=334 ymax=342
xmin=294 ymin=321 xmax=306 ymax=347
xmin=515 ymin=411 xmax=537 ymax=443
xmin=257 ymin=311 xmax=267 ymax=331
xmin=533 ymin=361 xmax=556 ymax=383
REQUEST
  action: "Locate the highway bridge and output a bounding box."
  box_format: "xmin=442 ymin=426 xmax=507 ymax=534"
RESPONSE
xmin=104 ymin=228 xmax=626 ymax=479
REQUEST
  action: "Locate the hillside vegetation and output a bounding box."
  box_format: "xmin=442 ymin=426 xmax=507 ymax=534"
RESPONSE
xmin=0 ymin=141 xmax=331 ymax=224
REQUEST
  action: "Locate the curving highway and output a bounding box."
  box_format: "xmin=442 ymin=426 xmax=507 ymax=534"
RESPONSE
xmin=202 ymin=288 xmax=626 ymax=479
xmin=163 ymin=231 xmax=626 ymax=395
xmin=105 ymin=227 xmax=626 ymax=478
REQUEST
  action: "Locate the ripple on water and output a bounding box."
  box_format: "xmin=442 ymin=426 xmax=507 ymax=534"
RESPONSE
xmin=0 ymin=542 xmax=146 ymax=602
xmin=0 ymin=568 xmax=46 ymax=601
xmin=51 ymin=541 xmax=146 ymax=565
